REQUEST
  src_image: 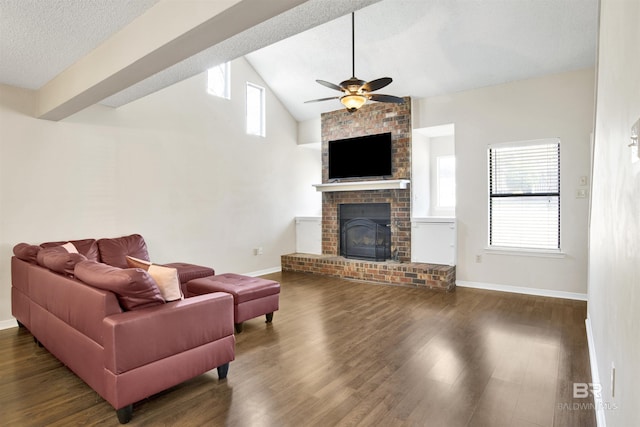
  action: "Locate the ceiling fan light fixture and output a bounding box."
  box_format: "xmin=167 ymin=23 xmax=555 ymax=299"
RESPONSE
xmin=340 ymin=94 xmax=367 ymax=112
xmin=305 ymin=12 xmax=403 ymax=110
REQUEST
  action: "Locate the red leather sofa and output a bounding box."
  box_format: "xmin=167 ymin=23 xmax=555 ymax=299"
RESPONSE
xmin=10 ymin=234 xmax=234 ymax=424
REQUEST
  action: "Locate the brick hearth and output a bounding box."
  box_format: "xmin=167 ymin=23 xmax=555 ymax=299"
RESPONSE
xmin=281 ymin=253 xmax=455 ymax=292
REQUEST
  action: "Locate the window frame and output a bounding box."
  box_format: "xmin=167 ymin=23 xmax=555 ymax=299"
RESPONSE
xmin=207 ymin=62 xmax=230 ymax=99
xmin=245 ymin=82 xmax=265 ymax=137
xmin=436 ymin=154 xmax=456 ymax=208
xmin=488 ymin=138 xmax=561 ymax=253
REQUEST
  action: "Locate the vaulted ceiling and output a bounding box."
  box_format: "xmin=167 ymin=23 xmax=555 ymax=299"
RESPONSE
xmin=0 ymin=0 xmax=598 ymax=122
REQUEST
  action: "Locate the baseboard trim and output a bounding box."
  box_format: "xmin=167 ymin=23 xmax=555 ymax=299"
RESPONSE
xmin=0 ymin=318 xmax=18 ymax=331
xmin=585 ymin=316 xmax=607 ymax=427
xmin=456 ymin=280 xmax=588 ymax=301
xmin=244 ymin=266 xmax=281 ymax=277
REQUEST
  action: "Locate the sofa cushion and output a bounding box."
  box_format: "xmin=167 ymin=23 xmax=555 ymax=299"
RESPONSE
xmin=75 ymin=261 xmax=165 ymax=311
xmin=13 ymin=243 xmax=41 ymax=263
xmin=36 ymin=243 xmax=78 ymax=266
xmin=97 ymin=234 xmax=150 ymax=268
xmin=162 ymin=262 xmax=215 ymax=284
xmin=41 ymin=238 xmax=100 ymax=262
xmin=37 ymin=246 xmax=87 ymax=275
xmin=126 ymin=256 xmax=183 ymax=302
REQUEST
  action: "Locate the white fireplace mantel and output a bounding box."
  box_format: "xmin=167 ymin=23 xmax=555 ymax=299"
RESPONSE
xmin=313 ymin=179 xmax=410 ymax=192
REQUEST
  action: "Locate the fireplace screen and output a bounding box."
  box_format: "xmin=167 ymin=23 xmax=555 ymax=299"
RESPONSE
xmin=339 ymin=203 xmax=391 ymax=261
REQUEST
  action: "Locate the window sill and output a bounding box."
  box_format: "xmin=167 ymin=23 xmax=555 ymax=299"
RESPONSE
xmin=484 ymin=247 xmax=566 ymax=259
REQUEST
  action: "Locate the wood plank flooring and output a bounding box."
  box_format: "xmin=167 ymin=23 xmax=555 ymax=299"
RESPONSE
xmin=0 ymin=272 xmax=596 ymax=426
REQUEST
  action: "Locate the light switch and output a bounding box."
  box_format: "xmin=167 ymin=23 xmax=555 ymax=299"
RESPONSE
xmin=579 ymin=176 xmax=588 ymax=186
xmin=632 ymin=117 xmax=639 ymax=161
xmin=576 ymin=189 xmax=587 ymax=199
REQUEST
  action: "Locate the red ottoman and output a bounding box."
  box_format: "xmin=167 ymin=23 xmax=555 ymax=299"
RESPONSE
xmin=186 ymin=273 xmax=280 ymax=333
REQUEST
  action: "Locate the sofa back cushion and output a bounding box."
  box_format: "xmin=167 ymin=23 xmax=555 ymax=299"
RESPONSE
xmin=97 ymin=234 xmax=150 ymax=268
xmin=13 ymin=243 xmax=41 ymax=263
xmin=36 ymin=246 xmax=87 ymax=276
xmin=75 ymin=261 xmax=164 ymax=311
xmin=41 ymin=238 xmax=100 ymax=262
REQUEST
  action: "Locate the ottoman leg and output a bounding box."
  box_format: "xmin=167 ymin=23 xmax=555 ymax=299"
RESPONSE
xmin=234 ymin=323 xmax=243 ymax=334
xmin=116 ymin=404 xmax=133 ymax=424
xmin=217 ymin=363 xmax=229 ymax=380
xmin=265 ymin=312 xmax=274 ymax=323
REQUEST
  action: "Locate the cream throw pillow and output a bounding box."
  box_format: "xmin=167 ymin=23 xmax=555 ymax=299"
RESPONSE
xmin=126 ymin=256 xmax=151 ymax=269
xmin=61 ymin=242 xmax=79 ymax=253
xmin=126 ymin=256 xmax=183 ymax=302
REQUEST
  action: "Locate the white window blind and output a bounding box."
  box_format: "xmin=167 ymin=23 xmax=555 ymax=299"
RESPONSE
xmin=489 ymin=139 xmax=560 ymax=250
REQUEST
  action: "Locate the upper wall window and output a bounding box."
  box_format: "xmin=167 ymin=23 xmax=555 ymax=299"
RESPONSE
xmin=246 ymin=82 xmax=265 ymax=137
xmin=207 ymin=62 xmax=230 ymax=99
xmin=488 ymin=139 xmax=560 ymax=250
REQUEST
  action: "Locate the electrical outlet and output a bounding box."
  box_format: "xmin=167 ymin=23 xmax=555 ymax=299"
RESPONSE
xmin=631 ymin=117 xmax=639 ymax=162
xmin=475 ymin=254 xmax=482 ymax=263
xmin=254 ymin=247 xmax=264 ymax=256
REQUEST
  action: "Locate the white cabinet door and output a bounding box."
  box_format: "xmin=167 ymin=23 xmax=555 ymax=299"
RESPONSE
xmin=411 ymin=219 xmax=456 ymax=265
xmin=295 ymin=217 xmax=322 ymax=255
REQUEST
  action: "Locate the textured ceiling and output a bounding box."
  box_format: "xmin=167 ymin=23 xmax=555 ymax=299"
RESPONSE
xmin=0 ymin=0 xmax=159 ymax=89
xmin=0 ymin=0 xmax=598 ymax=122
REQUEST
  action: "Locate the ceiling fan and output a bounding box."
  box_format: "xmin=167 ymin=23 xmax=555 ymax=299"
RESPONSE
xmin=305 ymin=12 xmax=404 ymax=112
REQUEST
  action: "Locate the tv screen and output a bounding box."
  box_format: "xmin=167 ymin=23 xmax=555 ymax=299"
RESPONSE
xmin=328 ymin=133 xmax=392 ymax=179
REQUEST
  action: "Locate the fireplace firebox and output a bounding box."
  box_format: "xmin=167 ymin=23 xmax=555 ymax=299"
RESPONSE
xmin=340 ymin=203 xmax=391 ymax=261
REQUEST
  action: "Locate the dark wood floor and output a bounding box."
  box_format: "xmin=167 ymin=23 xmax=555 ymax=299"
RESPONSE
xmin=1 ymin=272 xmax=596 ymax=426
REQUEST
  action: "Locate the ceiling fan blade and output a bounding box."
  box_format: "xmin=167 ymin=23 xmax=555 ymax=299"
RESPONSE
xmin=305 ymin=96 xmax=340 ymax=104
xmin=369 ymin=94 xmax=405 ymax=104
xmin=362 ymin=77 xmax=392 ymax=92
xmin=316 ymin=80 xmax=344 ymax=92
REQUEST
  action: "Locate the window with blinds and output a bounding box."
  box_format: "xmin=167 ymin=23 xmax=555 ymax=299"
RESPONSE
xmin=489 ymin=139 xmax=560 ymax=250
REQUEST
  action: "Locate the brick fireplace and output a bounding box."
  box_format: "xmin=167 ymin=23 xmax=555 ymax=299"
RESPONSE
xmin=282 ymin=98 xmax=455 ymax=292
xmin=321 ymin=98 xmax=412 ymax=260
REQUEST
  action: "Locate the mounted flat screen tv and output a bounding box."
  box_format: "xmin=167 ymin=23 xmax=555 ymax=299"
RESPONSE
xmin=328 ymin=132 xmax=392 ymax=180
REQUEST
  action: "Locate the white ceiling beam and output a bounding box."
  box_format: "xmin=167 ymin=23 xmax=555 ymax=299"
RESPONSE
xmin=36 ymin=0 xmax=308 ymax=121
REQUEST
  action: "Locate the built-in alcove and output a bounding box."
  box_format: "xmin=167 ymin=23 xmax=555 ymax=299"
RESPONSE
xmin=411 ymin=123 xmax=456 ymax=218
xmin=410 ymin=123 xmax=457 ymax=266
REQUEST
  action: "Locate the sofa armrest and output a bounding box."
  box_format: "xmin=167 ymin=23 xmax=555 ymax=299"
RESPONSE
xmin=103 ymin=293 xmax=234 ymax=374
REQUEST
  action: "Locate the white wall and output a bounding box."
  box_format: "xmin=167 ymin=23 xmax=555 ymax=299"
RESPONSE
xmin=297 ymin=117 xmax=321 ymax=145
xmin=588 ymin=0 xmax=640 ymax=425
xmin=0 ymin=57 xmax=321 ymax=325
xmin=415 ymin=68 xmax=595 ymax=296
